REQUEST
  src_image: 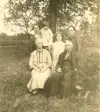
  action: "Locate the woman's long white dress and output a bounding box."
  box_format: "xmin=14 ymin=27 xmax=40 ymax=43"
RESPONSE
xmin=27 ymin=49 xmax=52 ymax=92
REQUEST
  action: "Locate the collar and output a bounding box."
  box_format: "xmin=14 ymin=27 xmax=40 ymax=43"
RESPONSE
xmin=64 ymin=51 xmax=72 ymax=60
xmin=64 ymin=51 xmax=72 ymax=57
xmin=36 ymin=49 xmax=43 ymax=53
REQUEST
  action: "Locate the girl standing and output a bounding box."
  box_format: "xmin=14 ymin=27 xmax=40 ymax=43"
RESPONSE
xmin=52 ymin=33 xmax=65 ymax=72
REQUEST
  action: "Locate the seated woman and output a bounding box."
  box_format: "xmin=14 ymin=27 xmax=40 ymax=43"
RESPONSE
xmin=27 ymin=38 xmax=52 ymax=95
xmin=56 ymin=40 xmax=78 ymax=98
xmin=52 ymin=33 xmax=65 ymax=72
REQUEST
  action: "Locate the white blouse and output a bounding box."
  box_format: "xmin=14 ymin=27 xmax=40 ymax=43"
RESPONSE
xmin=29 ymin=49 xmax=52 ymax=68
xmin=52 ymin=41 xmax=65 ymax=60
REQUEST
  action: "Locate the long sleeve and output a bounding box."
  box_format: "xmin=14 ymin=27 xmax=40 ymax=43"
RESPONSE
xmin=48 ymin=29 xmax=53 ymax=45
xmin=29 ymin=53 xmax=34 ymax=69
xmin=49 ymin=29 xmax=53 ymax=38
xmin=56 ymin=55 xmax=60 ymax=70
xmin=51 ymin=43 xmax=55 ymax=58
xmin=55 ymin=53 xmax=64 ymax=70
xmin=29 ymin=52 xmax=37 ymax=70
xmin=72 ymin=53 xmax=77 ymax=70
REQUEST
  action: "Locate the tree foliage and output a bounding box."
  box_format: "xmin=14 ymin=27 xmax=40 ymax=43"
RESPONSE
xmin=5 ymin=0 xmax=45 ymax=34
xmin=4 ymin=0 xmax=98 ymax=34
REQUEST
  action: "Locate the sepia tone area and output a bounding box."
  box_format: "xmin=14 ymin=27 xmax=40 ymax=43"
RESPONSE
xmin=0 ymin=0 xmax=100 ymax=112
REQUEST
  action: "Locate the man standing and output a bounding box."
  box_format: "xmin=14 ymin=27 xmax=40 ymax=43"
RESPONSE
xmin=27 ymin=38 xmax=52 ymax=95
xmin=66 ymin=26 xmax=79 ymax=68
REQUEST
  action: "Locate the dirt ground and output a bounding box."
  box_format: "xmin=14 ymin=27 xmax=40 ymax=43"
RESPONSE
xmin=0 ymin=47 xmax=99 ymax=112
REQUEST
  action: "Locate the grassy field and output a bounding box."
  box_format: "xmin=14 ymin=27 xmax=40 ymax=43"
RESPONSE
xmin=0 ymin=47 xmax=99 ymax=112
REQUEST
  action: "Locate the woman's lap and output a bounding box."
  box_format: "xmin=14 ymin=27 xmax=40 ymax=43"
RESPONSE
xmin=45 ymin=70 xmax=75 ymax=97
xmin=27 ymin=69 xmax=51 ymax=91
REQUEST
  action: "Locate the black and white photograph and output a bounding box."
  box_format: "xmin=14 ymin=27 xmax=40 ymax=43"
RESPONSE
xmin=0 ymin=0 xmax=99 ymax=112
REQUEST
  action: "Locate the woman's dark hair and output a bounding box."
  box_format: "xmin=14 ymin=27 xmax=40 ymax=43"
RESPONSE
xmin=44 ymin=21 xmax=49 ymax=26
xmin=55 ymin=31 xmax=64 ymax=41
xmin=67 ymin=26 xmax=76 ymax=32
xmin=31 ymin=24 xmax=39 ymax=30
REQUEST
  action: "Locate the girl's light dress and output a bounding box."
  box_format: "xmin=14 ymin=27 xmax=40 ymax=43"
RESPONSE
xmin=52 ymin=41 xmax=65 ymax=72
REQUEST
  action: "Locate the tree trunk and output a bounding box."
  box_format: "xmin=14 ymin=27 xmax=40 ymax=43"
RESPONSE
xmin=97 ymin=0 xmax=100 ymax=41
xmin=49 ymin=0 xmax=57 ymax=41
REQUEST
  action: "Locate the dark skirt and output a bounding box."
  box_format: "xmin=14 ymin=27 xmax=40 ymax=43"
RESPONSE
xmin=44 ymin=77 xmax=52 ymax=97
xmin=50 ymin=72 xmax=63 ymax=96
xmin=44 ymin=72 xmax=63 ymax=97
xmin=44 ymin=70 xmax=77 ymax=98
xmin=62 ymin=70 xmax=75 ymax=97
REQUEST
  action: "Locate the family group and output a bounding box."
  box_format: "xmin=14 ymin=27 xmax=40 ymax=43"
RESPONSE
xmin=27 ymin=21 xmax=79 ymax=98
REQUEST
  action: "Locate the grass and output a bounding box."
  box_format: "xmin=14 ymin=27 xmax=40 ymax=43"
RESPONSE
xmin=0 ymin=47 xmax=99 ymax=112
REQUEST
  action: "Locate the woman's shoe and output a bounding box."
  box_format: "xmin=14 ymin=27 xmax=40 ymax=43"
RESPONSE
xmin=32 ymin=90 xmax=38 ymax=95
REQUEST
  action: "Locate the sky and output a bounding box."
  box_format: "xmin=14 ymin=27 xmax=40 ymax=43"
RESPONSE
xmin=0 ymin=0 xmax=11 ymax=35
xmin=0 ymin=0 xmax=22 ymax=35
